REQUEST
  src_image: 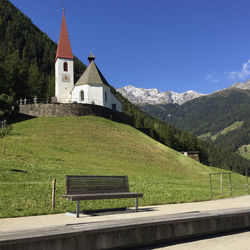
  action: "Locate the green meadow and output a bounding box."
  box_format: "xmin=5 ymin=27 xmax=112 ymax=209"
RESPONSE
xmin=238 ymin=144 xmax=250 ymax=160
xmin=0 ymin=116 xmax=248 ymax=218
xmin=199 ymin=121 xmax=244 ymax=141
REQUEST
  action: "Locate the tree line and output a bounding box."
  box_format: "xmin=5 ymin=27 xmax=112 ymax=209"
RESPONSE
xmin=112 ymin=88 xmax=250 ymax=175
xmin=1 ymin=0 xmax=250 ymax=175
xmin=0 ymin=0 xmax=85 ymax=100
xmin=140 ymin=88 xmax=250 ymax=136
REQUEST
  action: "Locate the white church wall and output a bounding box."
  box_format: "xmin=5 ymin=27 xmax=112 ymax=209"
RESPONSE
xmin=72 ymin=85 xmax=89 ymax=103
xmin=71 ymin=84 xmax=122 ymax=112
xmin=88 ymin=84 xmax=105 ymax=106
xmin=72 ymin=84 xmax=104 ymax=105
xmin=102 ymin=85 xmax=111 ymax=109
xmin=110 ymin=92 xmax=122 ymax=112
xmin=102 ymin=85 xmax=122 ymax=112
xmin=55 ymin=58 xmax=74 ymax=103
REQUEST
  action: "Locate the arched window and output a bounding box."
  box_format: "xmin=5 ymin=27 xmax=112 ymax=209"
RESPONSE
xmin=63 ymin=62 xmax=68 ymax=72
xmin=105 ymin=92 xmax=107 ymax=102
xmin=80 ymin=90 xmax=84 ymax=101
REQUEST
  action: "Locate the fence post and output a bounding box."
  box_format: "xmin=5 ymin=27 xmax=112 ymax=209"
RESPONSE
xmin=3 ymin=140 xmax=6 ymax=156
xmin=229 ymin=173 xmax=232 ymax=198
xmin=246 ymin=167 xmax=249 ymax=195
xmin=220 ymin=173 xmax=223 ymax=197
xmin=209 ymin=174 xmax=213 ymax=200
xmin=52 ymin=178 xmax=56 ymax=212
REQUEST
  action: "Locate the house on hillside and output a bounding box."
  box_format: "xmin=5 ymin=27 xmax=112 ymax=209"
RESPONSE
xmin=181 ymin=151 xmax=200 ymax=162
xmin=55 ymin=10 xmax=122 ymax=112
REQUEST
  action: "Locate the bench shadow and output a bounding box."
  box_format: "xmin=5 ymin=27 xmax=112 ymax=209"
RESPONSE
xmin=65 ymin=207 xmax=157 ymax=220
xmin=82 ymin=207 xmax=156 ymax=216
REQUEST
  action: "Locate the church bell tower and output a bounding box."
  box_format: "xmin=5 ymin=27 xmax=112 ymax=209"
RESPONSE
xmin=55 ymin=9 xmax=74 ymax=103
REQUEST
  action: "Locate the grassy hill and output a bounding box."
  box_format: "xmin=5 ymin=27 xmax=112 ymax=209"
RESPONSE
xmin=1 ymin=0 xmax=248 ymax=174
xmin=238 ymin=145 xmax=250 ymax=160
xmin=0 ymin=116 xmax=247 ymax=218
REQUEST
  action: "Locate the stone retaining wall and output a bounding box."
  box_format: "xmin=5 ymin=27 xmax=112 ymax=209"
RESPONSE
xmin=17 ymin=103 xmax=133 ymax=125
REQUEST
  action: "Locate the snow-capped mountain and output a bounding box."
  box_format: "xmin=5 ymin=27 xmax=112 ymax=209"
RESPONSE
xmin=117 ymin=85 xmax=204 ymax=105
xmin=230 ymin=79 xmax=250 ymax=90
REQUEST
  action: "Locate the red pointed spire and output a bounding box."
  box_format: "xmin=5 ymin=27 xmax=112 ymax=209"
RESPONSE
xmin=55 ymin=10 xmax=74 ymax=60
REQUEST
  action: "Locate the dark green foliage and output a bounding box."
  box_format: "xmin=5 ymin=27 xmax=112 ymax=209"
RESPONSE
xmin=139 ymin=88 xmax=250 ymax=157
xmin=111 ymin=88 xmax=250 ymax=174
xmin=0 ymin=125 xmax=12 ymax=138
xmin=0 ymin=93 xmax=13 ymax=118
xmin=140 ymin=88 xmax=250 ymax=136
xmin=2 ymin=0 xmax=249 ymax=174
xmin=112 ymin=89 xmax=202 ymax=156
xmin=0 ymin=0 xmax=86 ymax=100
xmin=213 ymin=120 xmax=250 ymax=152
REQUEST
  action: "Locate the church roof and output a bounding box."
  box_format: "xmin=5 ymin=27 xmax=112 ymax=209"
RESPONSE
xmin=74 ymin=54 xmax=110 ymax=87
xmin=55 ymin=10 xmax=74 ymax=60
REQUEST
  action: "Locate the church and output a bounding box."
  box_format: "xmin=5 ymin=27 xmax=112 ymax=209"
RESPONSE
xmin=55 ymin=11 xmax=122 ymax=113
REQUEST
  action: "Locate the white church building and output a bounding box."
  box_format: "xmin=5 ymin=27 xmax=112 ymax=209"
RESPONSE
xmin=55 ymin=11 xmax=122 ymax=113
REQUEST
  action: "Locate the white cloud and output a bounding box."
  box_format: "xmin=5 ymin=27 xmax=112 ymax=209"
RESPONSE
xmin=205 ymin=74 xmax=219 ymax=83
xmin=228 ymin=59 xmax=250 ymax=80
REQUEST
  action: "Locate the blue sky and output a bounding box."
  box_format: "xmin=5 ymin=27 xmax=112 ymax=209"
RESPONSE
xmin=9 ymin=0 xmax=250 ymax=94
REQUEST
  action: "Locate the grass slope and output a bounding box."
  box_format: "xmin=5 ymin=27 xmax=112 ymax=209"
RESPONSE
xmin=199 ymin=121 xmax=244 ymax=141
xmin=0 ymin=116 xmax=247 ymax=218
xmin=238 ymin=145 xmax=250 ymax=160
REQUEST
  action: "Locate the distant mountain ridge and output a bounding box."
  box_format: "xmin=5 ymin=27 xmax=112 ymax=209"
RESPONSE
xmin=134 ymin=86 xmax=250 ymax=160
xmin=117 ymin=80 xmax=250 ymax=106
xmin=230 ymin=79 xmax=250 ymax=90
xmin=117 ymin=80 xmax=250 ymax=160
xmin=117 ymin=85 xmax=204 ymax=105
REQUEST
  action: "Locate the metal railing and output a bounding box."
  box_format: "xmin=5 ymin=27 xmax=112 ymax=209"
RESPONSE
xmin=209 ymin=169 xmax=249 ymax=200
xmin=17 ymin=98 xmax=51 ymax=105
xmin=17 ymin=97 xmax=105 ymax=106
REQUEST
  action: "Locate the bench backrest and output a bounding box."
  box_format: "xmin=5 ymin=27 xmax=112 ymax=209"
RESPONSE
xmin=65 ymin=175 xmax=129 ymax=195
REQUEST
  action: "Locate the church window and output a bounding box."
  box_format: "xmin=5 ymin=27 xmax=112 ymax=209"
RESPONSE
xmin=63 ymin=62 xmax=68 ymax=72
xmin=105 ymin=92 xmax=107 ymax=102
xmin=80 ymin=90 xmax=84 ymax=101
xmin=112 ymin=104 xmax=116 ymax=111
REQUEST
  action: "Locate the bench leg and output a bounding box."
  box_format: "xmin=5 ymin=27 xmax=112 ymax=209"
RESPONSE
xmin=76 ymin=200 xmax=80 ymax=218
xmin=135 ymin=198 xmax=138 ymax=212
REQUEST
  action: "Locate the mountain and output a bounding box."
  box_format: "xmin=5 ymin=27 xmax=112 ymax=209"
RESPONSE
xmin=117 ymin=85 xmax=204 ymax=105
xmin=230 ymin=79 xmax=250 ymax=90
xmin=136 ymin=87 xmax=250 ymax=160
xmin=113 ymin=88 xmax=250 ymax=174
xmin=2 ymin=0 xmax=250 ymax=174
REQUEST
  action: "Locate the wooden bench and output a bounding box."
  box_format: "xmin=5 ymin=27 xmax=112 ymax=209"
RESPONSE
xmin=62 ymin=175 xmax=143 ymax=217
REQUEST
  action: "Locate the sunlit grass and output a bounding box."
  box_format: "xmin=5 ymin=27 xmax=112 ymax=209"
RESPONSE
xmin=198 ymin=121 xmax=243 ymax=141
xmin=238 ymin=144 xmax=250 ymax=160
xmin=0 ymin=116 xmax=248 ymax=218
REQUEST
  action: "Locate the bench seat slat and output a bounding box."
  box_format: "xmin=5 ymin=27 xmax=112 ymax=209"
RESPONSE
xmin=66 ymin=175 xmax=129 ymax=194
xmin=62 ymin=192 xmax=143 ymax=201
xmin=67 ymin=189 xmax=128 ymax=195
